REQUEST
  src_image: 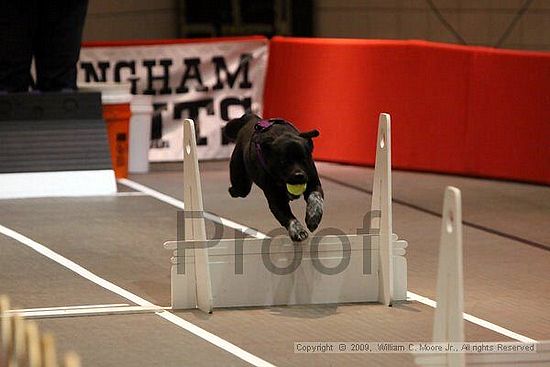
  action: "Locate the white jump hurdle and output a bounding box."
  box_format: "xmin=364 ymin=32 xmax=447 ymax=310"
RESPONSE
xmin=414 ymin=187 xmax=550 ymax=367
xmin=165 ymin=113 xmax=408 ymax=312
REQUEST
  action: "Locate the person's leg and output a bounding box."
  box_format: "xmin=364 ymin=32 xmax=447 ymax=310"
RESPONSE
xmin=0 ymin=1 xmax=35 ymax=92
xmin=34 ymin=0 xmax=88 ymax=91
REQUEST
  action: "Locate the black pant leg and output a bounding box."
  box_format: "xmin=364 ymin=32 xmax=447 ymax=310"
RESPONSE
xmin=34 ymin=0 xmax=89 ymax=91
xmin=0 ymin=1 xmax=36 ymax=92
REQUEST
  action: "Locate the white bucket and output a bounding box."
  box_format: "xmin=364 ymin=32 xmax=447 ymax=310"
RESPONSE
xmin=129 ymin=95 xmax=153 ymax=173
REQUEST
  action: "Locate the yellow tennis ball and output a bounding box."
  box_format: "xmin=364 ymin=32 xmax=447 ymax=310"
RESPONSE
xmin=286 ymin=183 xmax=307 ymax=196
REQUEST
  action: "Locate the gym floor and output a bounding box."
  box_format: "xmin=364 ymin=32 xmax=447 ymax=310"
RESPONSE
xmin=1 ymin=161 xmax=549 ymax=366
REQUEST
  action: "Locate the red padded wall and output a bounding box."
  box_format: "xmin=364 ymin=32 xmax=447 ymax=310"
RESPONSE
xmin=263 ymin=37 xmax=550 ymax=185
xmin=466 ymin=49 xmax=550 ymax=183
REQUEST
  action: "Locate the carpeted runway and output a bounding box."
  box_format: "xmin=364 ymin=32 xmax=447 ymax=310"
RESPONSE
xmin=1 ymin=161 xmax=548 ymax=366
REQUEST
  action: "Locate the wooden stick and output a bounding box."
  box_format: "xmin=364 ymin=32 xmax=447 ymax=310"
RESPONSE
xmin=41 ymin=333 xmax=58 ymax=367
xmin=25 ymin=321 xmax=41 ymax=367
xmin=63 ymin=352 xmax=81 ymax=367
xmin=0 ymin=295 xmax=11 ymax=367
xmin=9 ymin=315 xmax=26 ymax=367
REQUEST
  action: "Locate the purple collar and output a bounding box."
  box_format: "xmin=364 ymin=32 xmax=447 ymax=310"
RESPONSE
xmin=254 ymin=118 xmax=285 ymax=132
xmin=255 ymin=141 xmax=269 ymax=170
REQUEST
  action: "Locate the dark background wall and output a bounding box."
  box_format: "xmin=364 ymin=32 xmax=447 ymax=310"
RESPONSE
xmin=83 ymin=0 xmax=549 ymax=51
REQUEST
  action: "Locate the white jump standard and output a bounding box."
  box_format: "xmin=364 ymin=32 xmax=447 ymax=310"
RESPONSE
xmin=414 ymin=187 xmax=550 ymax=367
xmin=165 ymin=114 xmax=408 ymax=312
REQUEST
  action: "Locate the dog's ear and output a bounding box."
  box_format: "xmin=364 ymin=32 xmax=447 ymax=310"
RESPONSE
xmin=299 ymin=129 xmax=320 ymax=139
xmin=300 ymin=129 xmax=319 ymax=153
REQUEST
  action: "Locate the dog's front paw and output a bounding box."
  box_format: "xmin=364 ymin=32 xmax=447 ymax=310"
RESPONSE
xmin=305 ymin=191 xmax=324 ymax=232
xmin=229 ymin=186 xmax=246 ymax=198
xmin=288 ymin=219 xmax=308 ymax=242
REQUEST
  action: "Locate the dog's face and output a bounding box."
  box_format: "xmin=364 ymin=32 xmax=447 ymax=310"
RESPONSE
xmin=261 ymin=129 xmax=320 ymax=186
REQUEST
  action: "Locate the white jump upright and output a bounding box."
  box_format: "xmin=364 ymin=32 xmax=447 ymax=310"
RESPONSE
xmin=171 ymin=119 xmax=213 ymax=312
xmin=432 ymin=186 xmax=465 ymax=367
xmin=166 ymin=113 xmax=408 ymax=311
xmin=434 ymin=187 xmax=464 ymax=348
xmin=371 ymin=113 xmax=394 ymax=306
xmin=414 ymin=187 xmax=550 ymax=367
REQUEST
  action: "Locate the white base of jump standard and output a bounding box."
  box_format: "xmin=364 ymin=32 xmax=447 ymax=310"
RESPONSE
xmin=166 ymin=114 xmax=408 ymax=312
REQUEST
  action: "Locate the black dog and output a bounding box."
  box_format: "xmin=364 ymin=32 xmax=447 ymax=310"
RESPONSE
xmin=223 ymin=113 xmax=324 ymax=241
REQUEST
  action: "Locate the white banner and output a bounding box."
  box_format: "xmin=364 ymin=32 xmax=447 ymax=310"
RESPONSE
xmin=78 ymin=38 xmax=268 ymax=161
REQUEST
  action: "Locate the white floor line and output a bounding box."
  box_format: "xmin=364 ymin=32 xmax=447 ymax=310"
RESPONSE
xmin=118 ymin=178 xmax=268 ymax=239
xmin=114 ymin=191 xmax=148 ymax=197
xmin=9 ymin=303 xmax=130 ymax=312
xmin=119 ymin=178 xmax=539 ymax=344
xmin=407 ymin=291 xmax=536 ymax=343
xmin=0 ymin=224 xmax=276 ymax=367
xmin=7 ymin=305 xmax=164 ymax=319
